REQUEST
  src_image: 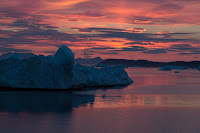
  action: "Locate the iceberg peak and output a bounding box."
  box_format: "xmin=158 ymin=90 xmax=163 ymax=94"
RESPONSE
xmin=53 ymin=45 xmax=74 ymax=65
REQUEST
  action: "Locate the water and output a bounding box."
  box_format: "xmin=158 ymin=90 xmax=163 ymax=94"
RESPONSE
xmin=0 ymin=68 xmax=200 ymax=133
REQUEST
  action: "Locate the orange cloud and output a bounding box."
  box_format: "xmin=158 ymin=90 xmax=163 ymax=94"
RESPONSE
xmin=126 ymin=28 xmax=147 ymax=33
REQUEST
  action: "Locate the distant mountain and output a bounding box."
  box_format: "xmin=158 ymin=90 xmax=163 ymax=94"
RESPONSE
xmin=97 ymin=59 xmax=200 ymax=68
xmin=0 ymin=52 xmax=36 ymax=60
xmin=74 ymin=57 xmax=103 ymax=66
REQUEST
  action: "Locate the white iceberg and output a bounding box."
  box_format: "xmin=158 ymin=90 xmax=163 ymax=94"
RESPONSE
xmin=0 ymin=45 xmax=133 ymax=89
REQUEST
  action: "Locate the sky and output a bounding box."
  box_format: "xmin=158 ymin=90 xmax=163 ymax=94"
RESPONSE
xmin=0 ymin=0 xmax=200 ymax=61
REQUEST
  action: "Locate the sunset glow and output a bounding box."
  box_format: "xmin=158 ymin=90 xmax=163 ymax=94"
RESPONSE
xmin=0 ymin=0 xmax=200 ymax=61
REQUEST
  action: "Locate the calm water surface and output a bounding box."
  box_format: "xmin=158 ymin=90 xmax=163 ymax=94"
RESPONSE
xmin=0 ymin=68 xmax=200 ymax=133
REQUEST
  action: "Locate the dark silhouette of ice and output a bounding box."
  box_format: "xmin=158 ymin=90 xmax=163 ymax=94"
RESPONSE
xmin=0 ymin=45 xmax=133 ymax=89
xmin=0 ymin=91 xmax=94 ymax=113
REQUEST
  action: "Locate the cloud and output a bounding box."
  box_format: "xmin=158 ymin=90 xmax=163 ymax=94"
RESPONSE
xmin=170 ymin=44 xmax=200 ymax=51
xmin=80 ymin=11 xmax=105 ymax=18
xmin=125 ymin=41 xmax=154 ymax=45
xmin=44 ymin=25 xmax=59 ymax=29
xmin=178 ymin=51 xmax=200 ymax=55
xmin=169 ymin=44 xmax=200 ymax=55
xmin=99 ymin=52 xmax=118 ymax=54
xmin=142 ymin=49 xmax=167 ymax=54
xmin=89 ymin=28 xmax=193 ymax=43
xmin=0 ymin=19 xmax=84 ymax=46
xmin=126 ymin=28 xmax=146 ymax=33
xmin=91 ymin=47 xmax=116 ymax=50
xmin=67 ymin=19 xmax=79 ymax=22
xmin=0 ymin=47 xmax=32 ymax=53
xmin=157 ymin=31 xmax=174 ymax=38
xmin=72 ymin=27 xmax=125 ymax=33
xmin=152 ymin=4 xmax=184 ymax=14
xmin=132 ymin=16 xmax=153 ymax=24
xmin=116 ymin=46 xmax=148 ymax=51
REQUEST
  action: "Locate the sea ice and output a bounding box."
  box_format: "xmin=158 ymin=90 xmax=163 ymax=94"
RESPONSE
xmin=159 ymin=65 xmax=188 ymax=71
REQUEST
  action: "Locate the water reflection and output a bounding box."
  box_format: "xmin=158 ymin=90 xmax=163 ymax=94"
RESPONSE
xmin=0 ymin=68 xmax=200 ymax=133
xmin=93 ymin=94 xmax=200 ymax=108
xmin=0 ymin=91 xmax=94 ymax=113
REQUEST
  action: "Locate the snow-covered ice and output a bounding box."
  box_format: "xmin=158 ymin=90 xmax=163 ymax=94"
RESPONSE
xmin=0 ymin=45 xmax=133 ymax=89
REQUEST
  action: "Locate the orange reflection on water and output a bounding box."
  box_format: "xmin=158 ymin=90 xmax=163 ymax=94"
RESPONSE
xmin=92 ymin=94 xmax=200 ymax=108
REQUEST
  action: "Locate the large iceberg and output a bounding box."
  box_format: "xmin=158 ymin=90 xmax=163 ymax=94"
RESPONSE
xmin=0 ymin=45 xmax=133 ymax=89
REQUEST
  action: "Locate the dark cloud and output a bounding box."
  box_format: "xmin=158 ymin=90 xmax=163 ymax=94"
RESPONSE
xmin=132 ymin=16 xmax=153 ymax=24
xmin=178 ymin=52 xmax=200 ymax=55
xmin=67 ymin=19 xmax=79 ymax=22
xmin=152 ymin=4 xmax=184 ymax=14
xmin=0 ymin=8 xmax=28 ymax=18
xmin=9 ymin=19 xmax=40 ymax=29
xmin=157 ymin=32 xmax=191 ymax=39
xmin=142 ymin=49 xmax=167 ymax=54
xmin=1 ymin=18 xmax=199 ymax=57
xmin=9 ymin=19 xmax=59 ymax=30
xmin=91 ymin=29 xmax=192 ymax=43
xmin=0 ymin=47 xmax=32 ymax=53
xmin=0 ymin=19 xmax=84 ymax=47
xmin=44 ymin=26 xmax=59 ymax=29
xmin=91 ymin=47 xmax=116 ymax=50
xmin=170 ymin=44 xmax=200 ymax=51
xmin=100 ymin=52 xmax=118 ymax=54
xmin=125 ymin=41 xmax=154 ymax=45
xmin=72 ymin=27 xmax=125 ymax=33
xmin=116 ymin=46 xmax=148 ymax=51
xmin=169 ymin=44 xmax=200 ymax=55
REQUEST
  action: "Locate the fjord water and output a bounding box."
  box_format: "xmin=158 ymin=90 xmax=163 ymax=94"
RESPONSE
xmin=0 ymin=68 xmax=200 ymax=133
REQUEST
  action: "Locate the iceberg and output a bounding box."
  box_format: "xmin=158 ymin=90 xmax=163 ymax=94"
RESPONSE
xmin=159 ymin=65 xmax=188 ymax=71
xmin=1 ymin=52 xmax=23 ymax=60
xmin=198 ymin=66 xmax=200 ymax=70
xmin=72 ymin=64 xmax=132 ymax=88
xmin=0 ymin=45 xmax=133 ymax=89
xmin=0 ymin=52 xmax=36 ymax=60
xmin=74 ymin=57 xmax=103 ymax=66
xmin=174 ymin=71 xmax=180 ymax=73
